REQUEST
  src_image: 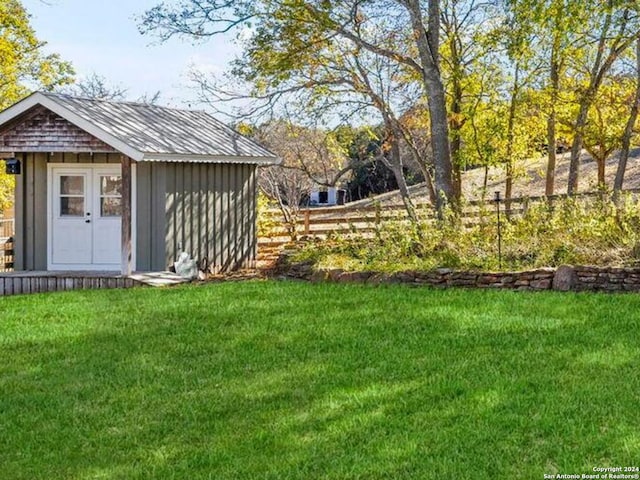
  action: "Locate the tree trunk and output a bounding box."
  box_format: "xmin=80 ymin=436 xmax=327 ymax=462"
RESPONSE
xmin=482 ymin=166 xmax=489 ymax=201
xmin=385 ymin=138 xmax=424 ymax=243
xmin=426 ymin=73 xmax=455 ymax=214
xmin=381 ymin=123 xmax=420 ymax=225
xmin=411 ymin=154 xmax=437 ymax=206
xmin=597 ymin=156 xmax=605 ymax=189
xmin=584 ymin=143 xmax=613 ymax=192
xmin=396 ymin=121 xmax=437 ymax=204
xmin=403 ymin=0 xmax=455 ymax=217
xmin=505 ymin=66 xmax=520 ymax=213
xmin=567 ymin=2 xmax=614 ymax=195
xmin=392 ymin=163 xmax=419 ymax=225
xmin=545 ymin=43 xmax=560 ymax=196
xmin=505 ymin=161 xmax=513 ymax=213
xmin=451 ymin=142 xmax=462 ymax=201
xmin=450 ymin=48 xmax=464 ymax=201
xmin=545 ymin=115 xmax=557 ymax=196
xmin=614 ymin=38 xmax=640 ymax=195
xmin=567 ymin=101 xmax=590 ymax=195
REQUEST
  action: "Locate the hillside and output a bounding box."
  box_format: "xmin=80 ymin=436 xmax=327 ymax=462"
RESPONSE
xmin=348 ymin=148 xmax=640 ymax=207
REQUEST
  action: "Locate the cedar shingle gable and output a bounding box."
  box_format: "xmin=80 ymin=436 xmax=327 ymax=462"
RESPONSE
xmin=0 ymin=105 xmax=116 ymax=153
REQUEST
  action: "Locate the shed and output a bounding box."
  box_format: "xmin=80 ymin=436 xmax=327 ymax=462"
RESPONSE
xmin=0 ymin=92 xmax=278 ymax=274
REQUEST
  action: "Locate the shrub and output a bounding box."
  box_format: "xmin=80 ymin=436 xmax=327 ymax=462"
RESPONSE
xmin=256 ymin=192 xmax=280 ymax=238
xmin=292 ymin=194 xmax=640 ymax=272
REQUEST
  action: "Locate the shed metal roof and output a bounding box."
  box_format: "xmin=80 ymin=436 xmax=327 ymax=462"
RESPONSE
xmin=0 ymin=92 xmax=279 ymax=164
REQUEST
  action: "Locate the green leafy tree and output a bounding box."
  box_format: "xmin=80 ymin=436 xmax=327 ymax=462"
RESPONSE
xmin=140 ymin=0 xmax=456 ymax=217
xmin=0 ymin=0 xmax=74 ymax=213
xmin=581 ymin=78 xmax=636 ymax=189
xmin=564 ymin=0 xmax=640 ymax=195
xmin=536 ymin=0 xmax=589 ymax=196
xmin=440 ymin=0 xmax=501 ymax=198
xmin=0 ymin=0 xmax=73 ymax=107
xmin=505 ymin=0 xmax=588 ymax=195
xmin=614 ymin=38 xmax=640 ymax=193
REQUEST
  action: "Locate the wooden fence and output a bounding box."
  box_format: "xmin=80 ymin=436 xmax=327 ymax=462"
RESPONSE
xmin=259 ymin=203 xmax=487 ymax=247
xmin=1 ymin=237 xmax=14 ymax=272
xmin=1 ymin=219 xmax=14 ymax=272
xmin=0 ymin=218 xmax=13 ymax=239
xmin=259 ymin=189 xmax=640 ymax=247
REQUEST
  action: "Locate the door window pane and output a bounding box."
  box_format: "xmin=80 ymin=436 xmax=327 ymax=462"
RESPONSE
xmin=101 ymin=197 xmax=122 ymax=217
xmin=60 ymin=176 xmax=84 ymax=195
xmin=99 ymin=175 xmax=122 ymax=217
xmin=100 ymin=176 xmax=122 ymax=196
xmin=60 ymin=197 xmax=84 ymax=216
xmin=59 ymin=175 xmax=84 ymax=216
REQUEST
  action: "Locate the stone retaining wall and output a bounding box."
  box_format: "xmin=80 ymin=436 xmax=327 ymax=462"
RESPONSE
xmin=280 ymin=259 xmax=640 ymax=293
xmin=573 ymin=266 xmax=640 ymax=292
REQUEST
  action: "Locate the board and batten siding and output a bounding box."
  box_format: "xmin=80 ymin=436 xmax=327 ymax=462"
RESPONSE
xmin=14 ymin=153 xmax=257 ymax=273
xmin=135 ymin=162 xmax=166 ymax=271
xmin=160 ymin=162 xmax=257 ymax=273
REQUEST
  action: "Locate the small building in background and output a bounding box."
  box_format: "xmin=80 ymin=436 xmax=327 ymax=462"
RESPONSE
xmin=309 ymin=186 xmax=347 ymax=206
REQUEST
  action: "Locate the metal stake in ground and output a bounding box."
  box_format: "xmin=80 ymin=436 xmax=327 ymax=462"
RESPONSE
xmin=494 ymin=191 xmax=502 ymax=269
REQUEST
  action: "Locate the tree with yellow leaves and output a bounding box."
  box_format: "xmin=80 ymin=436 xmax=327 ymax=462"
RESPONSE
xmin=0 ymin=0 xmax=74 ymax=213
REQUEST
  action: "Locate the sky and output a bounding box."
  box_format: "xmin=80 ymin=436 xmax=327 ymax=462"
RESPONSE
xmin=22 ymin=0 xmax=239 ymax=109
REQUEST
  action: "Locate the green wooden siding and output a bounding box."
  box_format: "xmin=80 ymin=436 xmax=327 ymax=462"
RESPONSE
xmin=161 ymin=162 xmax=257 ymax=273
xmin=135 ymin=162 xmax=166 ymax=271
xmin=15 ymin=154 xmax=257 ymax=273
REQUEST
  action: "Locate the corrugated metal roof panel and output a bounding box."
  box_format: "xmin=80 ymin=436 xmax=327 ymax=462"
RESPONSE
xmin=40 ymin=92 xmax=277 ymax=161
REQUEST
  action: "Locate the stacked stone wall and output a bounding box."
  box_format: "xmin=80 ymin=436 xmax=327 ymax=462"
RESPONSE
xmin=279 ymin=257 xmax=640 ymax=293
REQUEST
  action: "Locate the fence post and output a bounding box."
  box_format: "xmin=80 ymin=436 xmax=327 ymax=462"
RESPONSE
xmin=304 ymin=209 xmax=310 ymax=235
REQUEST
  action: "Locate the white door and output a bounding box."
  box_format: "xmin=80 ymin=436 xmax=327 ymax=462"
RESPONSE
xmin=50 ymin=166 xmax=122 ymax=270
xmin=51 ymin=170 xmax=93 ymax=265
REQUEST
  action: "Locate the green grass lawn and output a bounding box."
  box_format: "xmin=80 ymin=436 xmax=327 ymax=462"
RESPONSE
xmin=1 ymin=281 xmax=639 ymax=479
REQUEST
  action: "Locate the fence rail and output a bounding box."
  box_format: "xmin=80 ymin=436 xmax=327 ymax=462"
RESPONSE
xmin=261 ymin=200 xmax=522 ymax=241
xmin=259 ymin=189 xmax=640 ymax=246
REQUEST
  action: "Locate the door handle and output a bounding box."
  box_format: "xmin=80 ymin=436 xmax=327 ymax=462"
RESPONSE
xmin=85 ymin=219 xmax=91 ymax=224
